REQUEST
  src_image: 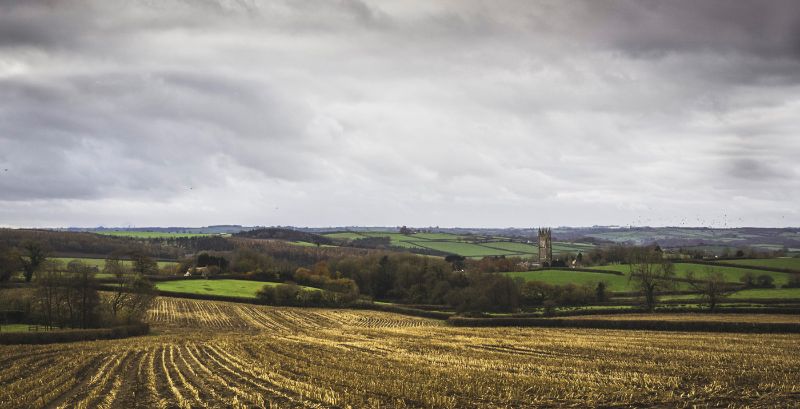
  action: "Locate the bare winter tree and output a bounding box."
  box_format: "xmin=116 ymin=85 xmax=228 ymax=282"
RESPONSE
xmin=104 ymin=254 xmax=155 ymax=324
xmin=686 ymin=268 xmax=733 ymax=312
xmin=627 ymin=246 xmax=675 ymax=312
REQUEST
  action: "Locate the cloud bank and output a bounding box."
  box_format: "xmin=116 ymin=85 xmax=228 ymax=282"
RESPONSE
xmin=1 ymin=0 xmax=799 ymax=227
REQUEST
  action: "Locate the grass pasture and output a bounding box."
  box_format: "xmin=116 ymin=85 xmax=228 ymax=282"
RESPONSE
xmin=504 ymin=270 xmax=638 ymax=292
xmin=480 ymin=241 xmax=540 ymax=254
xmin=413 ymin=241 xmax=521 ymax=257
xmin=727 ymin=288 xmax=800 ymax=300
xmin=0 ymin=297 xmax=798 ymax=408
xmin=52 ymin=257 xmax=178 ymax=270
xmin=323 ymin=230 xmax=595 ymax=258
xmin=154 ymin=279 xmax=319 ymax=299
xmin=321 ymin=232 xmax=366 ymax=240
xmin=590 ymin=262 xmax=794 ymax=286
xmin=715 ymin=257 xmax=800 ymax=272
xmin=663 ymin=288 xmax=800 ymax=301
xmin=0 ymin=324 xmax=34 ymax=333
xmin=155 ymin=279 xmax=270 ymax=298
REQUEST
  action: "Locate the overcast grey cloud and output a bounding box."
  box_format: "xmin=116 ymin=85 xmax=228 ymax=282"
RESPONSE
xmin=1 ymin=0 xmax=799 ymax=228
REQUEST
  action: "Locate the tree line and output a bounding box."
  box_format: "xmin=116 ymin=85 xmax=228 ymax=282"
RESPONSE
xmin=1 ymin=257 xmax=155 ymax=329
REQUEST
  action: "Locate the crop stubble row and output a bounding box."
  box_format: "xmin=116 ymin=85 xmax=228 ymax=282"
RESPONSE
xmin=0 ymin=298 xmax=798 ymax=408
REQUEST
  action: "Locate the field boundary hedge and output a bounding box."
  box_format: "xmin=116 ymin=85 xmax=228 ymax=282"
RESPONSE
xmin=529 ymin=267 xmax=626 ymax=276
xmin=352 ymin=302 xmax=452 ymax=320
xmin=511 ymin=306 xmax=800 ymax=318
xmin=447 ymin=317 xmax=800 ymax=333
xmin=674 ymin=259 xmax=800 ymax=274
xmin=0 ymin=323 xmax=150 ymax=345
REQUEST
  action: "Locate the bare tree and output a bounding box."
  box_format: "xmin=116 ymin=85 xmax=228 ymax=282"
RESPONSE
xmin=56 ymin=260 xmax=101 ymax=329
xmin=0 ymin=245 xmax=19 ymax=283
xmin=104 ymin=255 xmax=155 ymax=324
xmin=628 ymin=246 xmax=675 ymax=312
xmin=686 ymin=268 xmax=732 ymax=312
xmin=105 ymin=255 xmax=130 ymax=320
xmin=130 ymin=251 xmax=158 ymax=276
xmin=35 ymin=260 xmax=66 ymax=328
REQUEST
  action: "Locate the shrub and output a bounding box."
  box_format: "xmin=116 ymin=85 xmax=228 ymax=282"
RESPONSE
xmin=0 ymin=323 xmax=149 ymax=345
xmin=256 ymin=286 xmax=277 ymax=304
xmin=257 ymin=283 xmax=357 ymax=307
xmin=740 ymin=272 xmax=756 ymax=288
xmin=756 ymin=274 xmax=775 ymax=288
xmin=446 ymin=317 xmax=800 ymax=333
xmin=784 ymin=274 xmax=800 ymax=289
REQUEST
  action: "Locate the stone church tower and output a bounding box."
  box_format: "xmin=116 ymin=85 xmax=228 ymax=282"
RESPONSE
xmin=538 ymin=228 xmax=553 ymax=266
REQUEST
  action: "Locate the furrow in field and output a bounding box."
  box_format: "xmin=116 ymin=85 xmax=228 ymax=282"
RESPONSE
xmin=184 ymin=342 xmax=267 ymax=407
xmin=193 ymin=342 xmax=323 ymax=408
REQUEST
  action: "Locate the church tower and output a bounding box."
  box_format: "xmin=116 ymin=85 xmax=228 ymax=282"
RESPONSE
xmin=538 ymin=228 xmax=553 ymax=267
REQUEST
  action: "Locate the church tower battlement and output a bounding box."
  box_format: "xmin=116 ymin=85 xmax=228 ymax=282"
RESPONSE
xmin=538 ymin=228 xmax=553 ymax=267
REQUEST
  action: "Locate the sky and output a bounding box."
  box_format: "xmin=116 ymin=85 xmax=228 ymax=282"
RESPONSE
xmin=1 ymin=0 xmax=799 ymax=228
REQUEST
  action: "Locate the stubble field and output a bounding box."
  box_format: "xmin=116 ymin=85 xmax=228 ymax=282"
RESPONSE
xmin=0 ymin=298 xmax=798 ymax=408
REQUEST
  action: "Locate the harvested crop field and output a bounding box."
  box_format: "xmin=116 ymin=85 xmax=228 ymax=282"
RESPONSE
xmin=1 ymin=297 xmax=799 ymax=408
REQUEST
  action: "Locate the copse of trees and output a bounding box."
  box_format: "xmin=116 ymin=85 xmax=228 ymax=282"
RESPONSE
xmin=445 ymin=273 xmax=520 ymax=313
xmin=585 ymin=244 xmax=631 ymax=266
xmin=0 ymin=229 xmax=182 ymax=259
xmin=196 ymin=253 xmax=229 ymax=271
xmin=18 ymin=241 xmax=48 ymax=282
xmin=34 ymin=260 xmax=100 ymax=329
xmin=328 ymin=253 xmax=463 ymax=304
xmin=256 ymin=283 xmax=359 ymax=307
xmin=22 ymin=259 xmax=156 ymax=330
xmin=785 ymin=274 xmax=800 ymax=289
xmin=519 ymin=281 xmax=599 ymax=309
xmin=292 ymin=262 xmax=360 ymax=296
xmin=739 ymin=272 xmax=776 ymax=289
xmin=0 ymin=244 xmax=20 ymax=283
xmin=104 ymin=256 xmax=155 ymax=324
xmin=466 ymin=256 xmax=528 ymax=274
xmin=348 ymin=236 xmax=392 ymax=249
xmin=235 ymin=228 xmax=333 ymax=245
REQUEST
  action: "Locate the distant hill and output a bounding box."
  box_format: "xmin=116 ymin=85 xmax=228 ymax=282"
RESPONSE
xmin=234 ymin=228 xmax=333 ymax=245
xmin=50 ymin=225 xmax=800 ymax=256
xmin=63 ymin=225 xmax=253 ymax=234
xmin=307 ymin=226 xmax=800 ymax=256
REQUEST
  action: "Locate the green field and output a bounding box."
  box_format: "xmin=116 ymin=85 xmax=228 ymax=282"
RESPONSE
xmin=479 ymin=241 xmax=540 ymax=254
xmin=0 ymin=324 xmax=34 ymax=333
xmin=323 ymin=231 xmax=595 ymax=258
xmin=95 ymin=231 xmax=219 ymax=239
xmin=417 ymin=241 xmax=520 ymax=257
xmin=322 ymin=232 xmax=366 ymax=240
xmin=714 ymin=258 xmax=800 ymax=272
xmin=590 ymin=263 xmax=793 ymax=286
xmin=552 ymin=242 xmax=595 ymax=253
xmin=156 ymin=279 xmax=273 ymax=298
xmin=53 ymin=257 xmax=178 ymax=270
xmin=728 ymin=288 xmax=800 ymax=299
xmin=155 ymin=279 xmax=318 ymax=299
xmin=409 ymin=232 xmax=467 ymax=240
xmin=504 ymin=270 xmax=637 ymax=292
xmin=357 ymin=232 xmax=432 ymax=249
xmin=664 ymin=288 xmax=800 ymax=301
